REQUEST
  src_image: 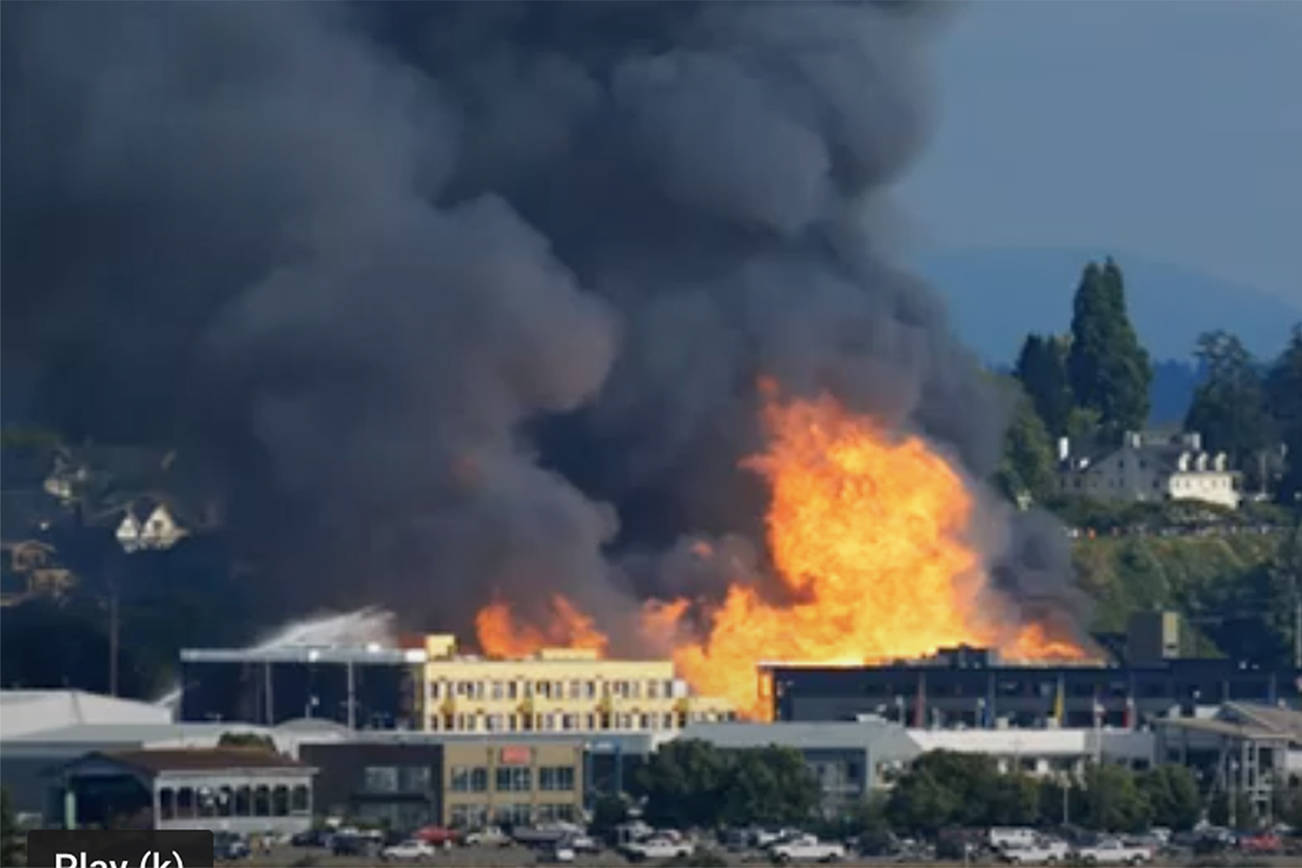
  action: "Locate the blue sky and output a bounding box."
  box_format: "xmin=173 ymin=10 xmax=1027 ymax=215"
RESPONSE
xmin=896 ymin=2 xmax=1302 ymax=308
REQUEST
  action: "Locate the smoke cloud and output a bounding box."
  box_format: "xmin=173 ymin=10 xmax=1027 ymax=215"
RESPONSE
xmin=1 ymin=3 xmax=1084 ymax=643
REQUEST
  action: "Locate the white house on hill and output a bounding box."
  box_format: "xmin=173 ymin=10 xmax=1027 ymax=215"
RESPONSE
xmin=1058 ymin=431 xmax=1241 ymax=509
xmin=115 ymin=501 xmax=188 ymax=553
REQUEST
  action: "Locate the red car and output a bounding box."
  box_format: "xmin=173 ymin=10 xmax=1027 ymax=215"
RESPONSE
xmin=1239 ymin=833 xmax=1281 ymax=854
xmin=415 ymin=825 xmax=463 ymax=846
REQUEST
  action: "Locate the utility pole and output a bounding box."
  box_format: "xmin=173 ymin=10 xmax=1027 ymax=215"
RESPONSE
xmin=108 ymin=579 xmax=119 ymax=697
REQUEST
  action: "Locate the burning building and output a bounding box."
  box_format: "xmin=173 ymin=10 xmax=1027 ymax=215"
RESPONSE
xmin=422 ymin=633 xmax=734 ymax=734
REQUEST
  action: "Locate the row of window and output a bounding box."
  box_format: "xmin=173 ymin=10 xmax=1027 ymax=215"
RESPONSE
xmin=431 ymin=678 xmax=682 ymax=702
xmin=363 ymin=765 xmax=433 ymax=793
xmin=430 ymin=710 xmax=732 ymax=733
xmin=158 ymin=784 xmax=309 ymax=820
xmin=448 ymin=765 xmax=575 ymax=793
xmin=448 ymin=802 xmax=576 ymax=828
xmin=855 ymin=678 xmax=1279 ymax=700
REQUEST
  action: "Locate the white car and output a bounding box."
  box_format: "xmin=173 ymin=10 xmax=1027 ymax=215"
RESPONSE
xmin=563 ymin=833 xmax=600 ymax=853
xmin=1000 ymin=841 xmax=1070 ymax=865
xmin=1074 ymin=839 xmax=1153 ymax=865
xmin=380 ymin=839 xmax=437 ymax=861
xmin=622 ymin=836 xmax=694 ymax=861
xmin=463 ymin=826 xmax=511 ymax=847
xmin=768 ymin=834 xmax=846 ymax=863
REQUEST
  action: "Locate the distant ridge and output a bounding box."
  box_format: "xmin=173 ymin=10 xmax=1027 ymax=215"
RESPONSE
xmin=913 ymin=247 xmax=1302 ymax=366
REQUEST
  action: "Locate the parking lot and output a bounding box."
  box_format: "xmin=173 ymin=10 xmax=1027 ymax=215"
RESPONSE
xmin=225 ymin=843 xmax=1302 ymax=867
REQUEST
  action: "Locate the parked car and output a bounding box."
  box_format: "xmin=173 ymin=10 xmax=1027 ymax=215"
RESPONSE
xmin=768 ymin=834 xmax=846 ymax=863
xmin=1239 ymin=832 xmax=1282 ymax=854
xmin=622 ymin=836 xmax=694 ymax=862
xmin=1073 ymin=838 xmax=1153 ymax=865
xmin=998 ymin=840 xmax=1070 ymax=865
xmin=463 ymin=826 xmax=512 ymax=847
xmin=541 ymin=844 xmax=576 ymax=863
xmin=513 ymin=822 xmax=583 ymax=847
xmin=381 ymin=839 xmax=437 ymax=861
xmin=989 ymin=828 xmax=1039 ymax=851
xmin=290 ymin=828 xmax=328 ymax=847
xmin=562 ymin=832 xmax=600 ymax=853
xmin=214 ymin=832 xmax=250 ymax=861
xmin=415 ymin=825 xmax=462 ymax=847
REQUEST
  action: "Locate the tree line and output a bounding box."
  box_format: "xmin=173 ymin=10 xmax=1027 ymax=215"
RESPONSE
xmin=600 ymin=741 xmax=1301 ymax=844
xmin=998 ymin=258 xmax=1302 ymax=506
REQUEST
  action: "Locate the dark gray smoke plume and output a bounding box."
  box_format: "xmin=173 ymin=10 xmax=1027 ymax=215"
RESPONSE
xmin=1 ymin=2 xmax=1087 ymax=642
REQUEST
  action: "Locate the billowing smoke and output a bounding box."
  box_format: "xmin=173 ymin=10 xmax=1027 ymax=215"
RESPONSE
xmin=1 ymin=3 xmax=1086 ymax=644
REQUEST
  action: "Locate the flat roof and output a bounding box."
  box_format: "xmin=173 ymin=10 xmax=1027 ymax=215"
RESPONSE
xmin=181 ymin=647 xmax=426 ymax=664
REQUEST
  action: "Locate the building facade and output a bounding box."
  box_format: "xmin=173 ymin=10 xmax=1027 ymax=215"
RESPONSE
xmin=1058 ymin=430 xmax=1240 ymax=509
xmin=300 ymin=738 xmax=585 ymax=830
xmin=421 ymin=635 xmax=734 ymax=734
xmin=179 ymin=646 xmax=426 ymax=730
xmin=59 ymin=749 xmax=314 ymax=836
xmin=767 ymin=652 xmax=1301 ymax=729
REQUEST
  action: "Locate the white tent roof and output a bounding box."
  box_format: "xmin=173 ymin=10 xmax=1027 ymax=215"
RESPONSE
xmin=0 ymin=690 xmax=172 ymax=739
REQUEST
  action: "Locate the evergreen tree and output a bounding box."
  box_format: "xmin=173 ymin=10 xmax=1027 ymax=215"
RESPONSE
xmin=1068 ymin=259 xmax=1152 ymax=440
xmin=996 ymin=384 xmax=1057 ymax=505
xmin=1184 ymin=330 xmax=1272 ymax=469
xmin=1266 ymin=325 xmax=1302 ymax=502
xmin=1015 ymin=334 xmax=1073 ymax=435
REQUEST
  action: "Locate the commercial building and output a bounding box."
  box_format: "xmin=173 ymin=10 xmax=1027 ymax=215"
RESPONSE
xmin=421 ymin=634 xmax=735 ymax=734
xmin=683 ymin=721 xmax=919 ymax=815
xmin=300 ymin=738 xmax=585 ymax=829
xmin=765 ymin=646 xmax=1301 ymax=729
xmin=179 ymin=644 xmax=427 ymax=729
xmin=908 ymin=728 xmax=1155 ymax=776
xmin=58 ymin=748 xmax=315 ymax=836
xmin=1154 ymin=703 xmax=1302 ymax=823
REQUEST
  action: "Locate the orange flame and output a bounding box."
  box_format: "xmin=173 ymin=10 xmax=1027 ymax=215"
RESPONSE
xmin=645 ymin=390 xmax=1088 ymax=718
xmin=473 ymin=387 xmax=1087 ymax=718
xmin=475 ymin=594 xmax=609 ymax=658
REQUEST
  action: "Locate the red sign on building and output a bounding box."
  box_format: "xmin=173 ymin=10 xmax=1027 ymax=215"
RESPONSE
xmin=499 ymin=746 xmax=531 ymax=765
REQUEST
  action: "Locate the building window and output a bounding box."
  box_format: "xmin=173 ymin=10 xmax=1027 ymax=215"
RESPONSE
xmin=553 ymin=681 xmax=564 ymax=699
xmin=159 ymin=788 xmax=175 ymax=820
xmin=630 ymin=681 xmax=642 ymax=699
xmin=496 ymin=767 xmax=532 ymax=792
xmin=234 ymin=786 xmax=250 ymax=816
xmin=291 ymin=785 xmax=309 ymax=814
xmin=473 ymin=681 xmax=485 ymax=700
xmin=539 ymin=767 xmax=575 ymax=791
xmin=487 ymin=713 xmax=505 ymax=732
xmin=272 ymin=785 xmax=289 ymax=816
xmin=569 ymin=680 xmax=582 ymax=699
xmin=508 ymin=682 xmax=518 ymax=700
xmin=586 ymin=714 xmax=597 ymax=730
xmin=364 ymin=766 xmax=400 ymax=793
xmin=585 ymin=681 xmax=596 ymax=699
xmin=492 ymin=681 xmax=504 ymax=700
xmin=429 ymin=682 xmax=441 ymax=700
xmin=400 ymin=766 xmax=432 ymax=791
xmin=176 ymin=787 xmax=194 ymax=818
xmin=640 ymin=713 xmax=652 ymax=729
xmin=537 ymin=681 xmax=550 ymax=699
xmin=663 ymin=713 xmax=675 ymax=729
xmin=648 ymin=680 xmax=660 ymax=699
xmin=253 ymin=785 xmax=270 ymax=817
xmin=217 ymin=785 xmax=233 ymax=817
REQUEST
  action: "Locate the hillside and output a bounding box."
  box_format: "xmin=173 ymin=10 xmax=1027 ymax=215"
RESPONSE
xmin=1073 ymin=530 xmax=1292 ymax=662
xmin=914 ymin=246 xmax=1302 ymax=365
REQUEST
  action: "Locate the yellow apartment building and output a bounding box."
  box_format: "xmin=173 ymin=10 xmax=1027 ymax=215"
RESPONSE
xmin=421 ymin=634 xmax=735 ymax=734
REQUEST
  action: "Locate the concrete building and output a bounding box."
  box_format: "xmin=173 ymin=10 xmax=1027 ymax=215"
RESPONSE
xmin=766 ymin=648 xmax=1300 ymax=729
xmin=59 ymin=748 xmax=314 ymax=836
xmin=300 ymin=738 xmax=585 ymax=830
xmin=179 ymin=644 xmax=427 ymax=729
xmin=1154 ymin=703 xmax=1302 ymax=823
xmin=682 ymin=721 xmax=920 ymax=815
xmin=421 ymin=634 xmax=735 ymax=734
xmin=908 ymin=728 xmax=1155 ymax=777
xmin=1058 ymin=430 xmax=1240 ymax=509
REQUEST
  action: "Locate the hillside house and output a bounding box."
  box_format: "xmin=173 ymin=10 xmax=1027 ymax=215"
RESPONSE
xmin=116 ymin=501 xmax=189 ymax=553
xmin=1058 ymin=431 xmax=1241 ymax=509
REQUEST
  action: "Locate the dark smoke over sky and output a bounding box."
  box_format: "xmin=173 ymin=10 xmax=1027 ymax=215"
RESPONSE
xmin=1 ymin=2 xmax=1085 ymax=639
